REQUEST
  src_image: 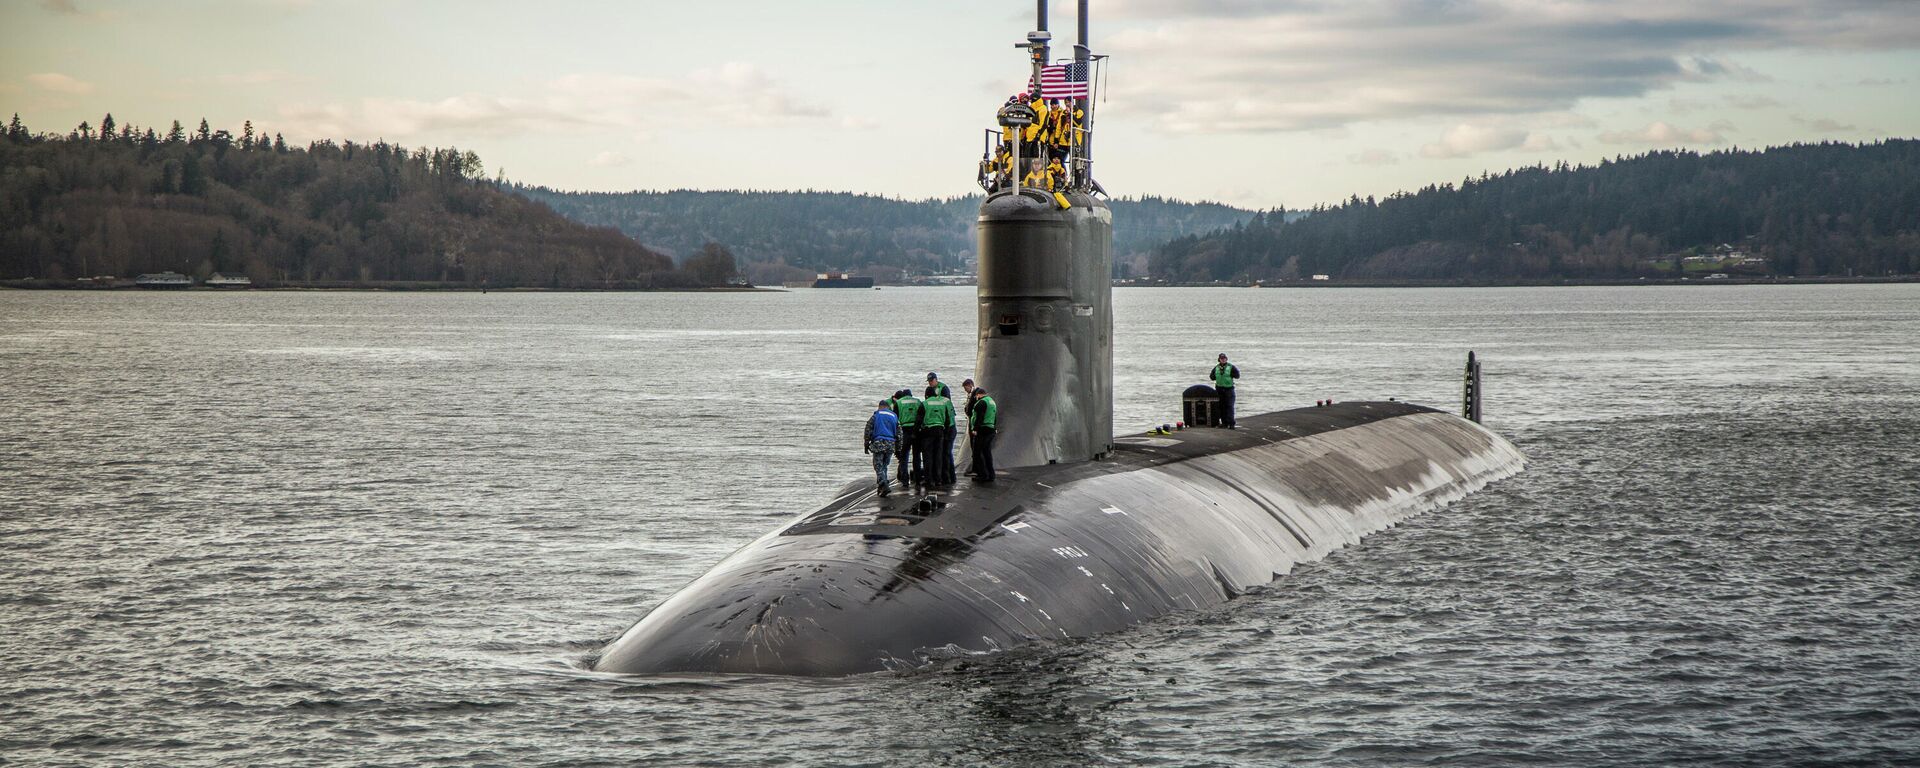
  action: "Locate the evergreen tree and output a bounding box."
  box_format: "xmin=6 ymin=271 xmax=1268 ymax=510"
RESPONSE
xmin=166 ymin=120 xmax=185 ymax=144
xmin=5 ymin=114 xmax=24 ymax=141
xmin=195 ymin=118 xmax=211 ymax=142
xmin=242 ymin=120 xmax=255 ymax=150
xmin=99 ymin=113 xmax=115 ymax=142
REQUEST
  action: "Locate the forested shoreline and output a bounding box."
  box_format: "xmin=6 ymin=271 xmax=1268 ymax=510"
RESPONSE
xmin=7 ymin=113 xmax=1914 ymax=290
xmin=512 ymin=187 xmax=1256 ymax=284
xmin=1153 ymin=141 xmax=1920 ymax=282
xmin=0 ymin=114 xmax=737 ymax=289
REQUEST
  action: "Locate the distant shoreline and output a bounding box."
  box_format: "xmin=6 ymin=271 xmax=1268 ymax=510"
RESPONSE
xmin=0 ymin=280 xmax=780 ymax=293
xmin=1129 ymin=275 xmax=1920 ymax=288
xmin=5 ymin=276 xmax=1914 ymax=292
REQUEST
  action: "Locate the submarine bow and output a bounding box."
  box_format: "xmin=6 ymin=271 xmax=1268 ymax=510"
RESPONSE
xmin=592 ymin=402 xmax=1525 ymax=676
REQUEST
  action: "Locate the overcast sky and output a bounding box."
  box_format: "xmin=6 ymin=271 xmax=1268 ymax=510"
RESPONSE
xmin=4 ymin=0 xmax=1917 ymax=209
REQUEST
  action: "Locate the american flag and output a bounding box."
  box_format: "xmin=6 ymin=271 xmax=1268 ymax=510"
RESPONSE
xmin=1038 ymin=63 xmax=1090 ymax=99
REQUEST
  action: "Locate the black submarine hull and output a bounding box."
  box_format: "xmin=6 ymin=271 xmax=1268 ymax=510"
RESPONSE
xmin=591 ymin=401 xmax=1525 ymax=676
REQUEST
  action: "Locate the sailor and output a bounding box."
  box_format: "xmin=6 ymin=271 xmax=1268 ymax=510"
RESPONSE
xmin=961 ymin=378 xmax=981 ymax=423
xmin=891 ymin=388 xmax=924 ymax=485
xmin=920 ymin=388 xmax=957 ymax=485
xmin=1022 ymin=158 xmax=1051 ymax=189
xmin=959 ymin=378 xmax=980 ymax=476
xmin=925 ymin=371 xmax=952 ymax=400
xmin=1045 ymin=99 xmax=1075 ymax=157
xmin=1211 ymin=353 xmax=1241 ymax=428
xmin=864 ymin=399 xmax=901 ymax=497
xmin=969 ymin=387 xmax=998 ymax=481
xmin=1021 ymin=158 xmax=1071 ymax=208
xmin=1021 ymin=92 xmax=1049 ymax=158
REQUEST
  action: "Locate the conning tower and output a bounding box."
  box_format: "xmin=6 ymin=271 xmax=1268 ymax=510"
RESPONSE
xmin=975 ymin=0 xmax=1112 ymax=467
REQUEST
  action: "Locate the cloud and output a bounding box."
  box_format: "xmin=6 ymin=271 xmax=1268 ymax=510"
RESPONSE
xmin=1422 ymin=124 xmax=1529 ymax=158
xmin=1792 ymin=115 xmax=1857 ymax=132
xmin=1671 ymin=94 xmax=1782 ymax=113
xmin=589 ymin=151 xmax=632 ymax=168
xmin=39 ymin=0 xmax=117 ymax=20
xmin=276 ymin=63 xmax=828 ymax=140
xmin=1521 ymin=133 xmax=1562 ymax=152
xmin=1856 ymin=77 xmax=1907 ymax=86
xmin=1598 ymin=120 xmax=1733 ymax=145
xmin=25 ymin=73 xmax=95 ymax=94
xmin=1348 ymin=148 xmax=1399 ymax=165
xmin=1092 ymin=0 xmax=1920 ymax=134
xmin=1419 ymin=123 xmax=1561 ymax=159
xmin=1676 ymin=56 xmax=1771 ymax=83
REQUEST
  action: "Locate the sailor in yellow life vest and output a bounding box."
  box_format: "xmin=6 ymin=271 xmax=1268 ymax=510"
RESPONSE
xmin=1021 ymin=158 xmax=1073 ymax=209
xmin=1045 ymin=100 xmax=1079 ymax=156
xmin=1021 ymin=93 xmax=1049 ymax=156
xmin=1021 ymin=158 xmax=1052 ymax=188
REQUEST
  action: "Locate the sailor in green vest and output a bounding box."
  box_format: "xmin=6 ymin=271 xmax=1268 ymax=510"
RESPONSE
xmin=920 ymin=388 xmax=957 ymax=485
xmin=890 ymin=388 xmax=924 ymax=486
xmin=1212 ymin=353 xmax=1241 ymax=428
xmin=968 ymin=387 xmax=998 ymax=481
xmin=925 ymin=372 xmax=955 ymax=482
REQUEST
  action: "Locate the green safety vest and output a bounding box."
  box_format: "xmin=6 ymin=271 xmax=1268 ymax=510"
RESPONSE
xmin=974 ymin=396 xmax=997 ymax=429
xmin=922 ymin=396 xmax=954 ymax=428
xmin=1213 ymin=363 xmax=1237 ymax=388
xmin=894 ymin=397 xmax=924 ymax=427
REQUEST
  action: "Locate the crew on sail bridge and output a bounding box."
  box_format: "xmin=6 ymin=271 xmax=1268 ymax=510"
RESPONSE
xmin=979 ymin=66 xmax=1092 ymax=203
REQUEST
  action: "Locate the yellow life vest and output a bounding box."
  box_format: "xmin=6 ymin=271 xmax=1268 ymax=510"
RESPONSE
xmin=1046 ymin=107 xmax=1074 ymax=147
xmin=1022 ymin=99 xmax=1049 ymax=142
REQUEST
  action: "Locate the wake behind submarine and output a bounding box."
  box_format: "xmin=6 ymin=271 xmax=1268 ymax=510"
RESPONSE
xmin=590 ymin=2 xmax=1526 ymax=677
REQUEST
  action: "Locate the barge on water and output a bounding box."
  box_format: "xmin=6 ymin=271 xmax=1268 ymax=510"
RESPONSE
xmin=811 ymin=272 xmax=875 ymax=288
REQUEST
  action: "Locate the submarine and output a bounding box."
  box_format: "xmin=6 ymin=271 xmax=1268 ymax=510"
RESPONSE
xmin=590 ymin=1 xmax=1526 ymax=677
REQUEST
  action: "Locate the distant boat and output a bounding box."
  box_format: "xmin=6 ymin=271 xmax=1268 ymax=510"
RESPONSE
xmin=134 ymin=272 xmax=192 ymax=289
xmin=205 ymin=273 xmax=253 ymax=288
xmin=811 ymin=272 xmax=875 ymax=288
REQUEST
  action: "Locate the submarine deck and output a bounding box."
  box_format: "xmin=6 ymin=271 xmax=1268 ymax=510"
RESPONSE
xmin=785 ymin=400 xmax=1438 ymax=540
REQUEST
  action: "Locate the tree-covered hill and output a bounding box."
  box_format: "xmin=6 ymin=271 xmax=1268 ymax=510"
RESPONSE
xmin=511 ymin=186 xmax=1256 ymax=283
xmin=0 ymin=114 xmax=709 ymax=288
xmin=1153 ymin=140 xmax=1920 ymax=283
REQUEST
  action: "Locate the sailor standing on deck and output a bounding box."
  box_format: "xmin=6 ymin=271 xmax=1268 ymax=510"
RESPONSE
xmin=920 ymin=388 xmax=957 ymax=485
xmin=969 ymin=387 xmax=998 ymax=481
xmin=1212 ymin=353 xmax=1241 ymax=429
xmin=864 ymin=400 xmax=901 ymax=497
xmin=891 ymin=388 xmax=923 ymax=486
xmin=960 ymin=378 xmax=980 ymax=476
xmin=925 ymin=373 xmax=955 ymax=483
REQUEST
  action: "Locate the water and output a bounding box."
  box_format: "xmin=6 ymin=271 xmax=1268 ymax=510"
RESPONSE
xmin=3 ymin=285 xmax=1917 ymax=766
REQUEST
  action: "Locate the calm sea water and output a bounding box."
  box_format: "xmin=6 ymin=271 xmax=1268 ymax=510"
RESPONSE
xmin=3 ymin=285 xmax=1917 ymax=767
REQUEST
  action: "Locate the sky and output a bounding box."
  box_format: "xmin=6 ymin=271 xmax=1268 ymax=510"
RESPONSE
xmin=3 ymin=0 xmax=1918 ymax=210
